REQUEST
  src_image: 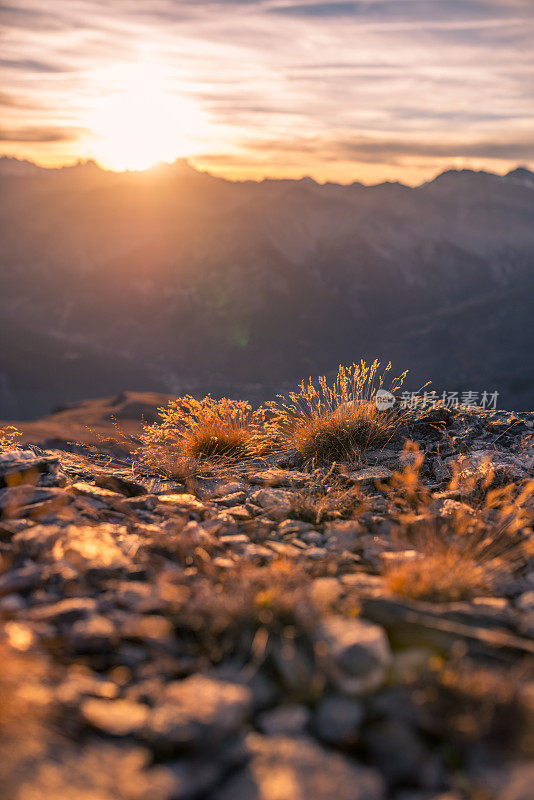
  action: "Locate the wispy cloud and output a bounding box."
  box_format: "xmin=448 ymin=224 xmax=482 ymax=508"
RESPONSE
xmin=0 ymin=0 xmax=532 ymax=181
xmin=0 ymin=125 xmax=84 ymax=142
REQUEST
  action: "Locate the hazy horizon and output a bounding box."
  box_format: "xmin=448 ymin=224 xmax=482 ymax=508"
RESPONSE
xmin=2 ymin=152 xmax=533 ymax=189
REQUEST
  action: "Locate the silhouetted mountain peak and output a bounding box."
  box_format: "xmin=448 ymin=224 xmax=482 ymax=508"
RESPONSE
xmin=426 ymin=167 xmax=498 ymax=187
xmin=506 ymin=166 xmax=534 ymax=186
xmin=0 ymin=156 xmax=43 ymax=176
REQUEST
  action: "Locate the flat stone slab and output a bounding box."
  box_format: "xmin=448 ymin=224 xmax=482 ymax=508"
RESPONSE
xmin=347 ymin=467 xmax=393 ymax=485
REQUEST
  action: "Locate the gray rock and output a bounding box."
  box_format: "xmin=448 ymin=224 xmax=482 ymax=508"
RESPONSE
xmin=324 ymin=519 xmax=363 ymax=552
xmin=0 ymin=562 xmax=43 ymax=597
xmin=270 ymin=638 xmax=316 ymax=697
xmin=516 ymin=591 xmax=534 ymax=611
xmin=13 ymin=523 xmax=64 ymax=558
xmin=347 ymin=467 xmax=393 ymax=486
xmin=0 ymin=592 xmax=26 ymax=612
xmin=0 ymin=485 xmax=70 ymax=516
xmin=450 ymin=450 xmax=532 ymax=487
xmin=248 ymin=488 xmax=294 ymax=520
xmin=278 ymin=519 xmax=314 ymax=537
xmin=12 ymin=741 xmax=176 ymax=800
xmin=518 ymin=610 xmax=534 ymax=637
xmin=219 ymin=533 xmax=250 ymax=550
xmin=471 ymin=761 xmax=534 ymax=800
xmin=157 ymin=493 xmax=206 ymax=514
xmin=212 ymin=481 xmax=248 ymax=497
xmin=52 ymin=524 xmax=133 ymax=572
xmin=363 ymin=449 xmax=399 ymax=465
xmin=432 ymin=457 xmax=451 ymax=482
xmin=313 ymin=694 xmax=364 ymax=746
xmin=248 ymin=469 xmax=309 ymax=488
xmin=68 ymin=614 xmax=117 ymax=652
xmin=144 ymin=675 xmax=252 ymax=750
xmin=0 ymin=449 xmax=61 ymax=488
xmin=263 ymin=540 xmax=302 ymax=558
xmin=112 ymin=581 xmax=167 ymax=614
xmin=94 ymin=473 xmax=148 ymax=497
xmin=165 ymin=738 xmax=248 ymax=800
xmin=305 ymin=546 xmax=329 ymax=560
xmin=365 ymin=718 xmax=443 ymax=787
xmin=25 ymin=596 xmax=97 ymax=624
xmin=315 ymin=615 xmax=391 ymax=695
xmin=226 ymin=505 xmax=253 ymax=520
xmin=213 ymin=734 xmax=385 ymax=800
xmin=380 ymin=550 xmax=419 ymax=570
xmin=122 ymin=494 xmax=160 ymax=512
xmin=300 ymin=530 xmax=323 ymax=545
xmin=213 ymin=491 xmax=247 ymax=507
xmin=257 ymin=704 xmax=311 ymax=736
xmin=81 ymin=697 xmax=150 ymax=737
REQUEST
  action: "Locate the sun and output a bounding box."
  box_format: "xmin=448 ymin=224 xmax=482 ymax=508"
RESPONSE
xmin=85 ymin=64 xmax=208 ymax=171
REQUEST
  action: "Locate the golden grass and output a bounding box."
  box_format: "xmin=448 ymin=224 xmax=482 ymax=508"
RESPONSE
xmin=413 ymin=655 xmax=531 ymax=755
xmin=382 ymin=444 xmax=534 ymax=602
xmin=385 ymin=548 xmax=493 ymax=602
xmin=135 ymin=362 xmax=412 ymax=476
xmin=265 ymin=360 xmax=409 ymax=466
xmin=137 ymin=395 xmax=269 ymax=478
xmin=0 ymin=425 xmax=21 ymax=452
xmin=289 ymin=464 xmax=367 ymax=524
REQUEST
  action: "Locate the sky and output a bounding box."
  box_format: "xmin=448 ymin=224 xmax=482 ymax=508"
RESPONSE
xmin=1 ymin=0 xmax=533 ymax=183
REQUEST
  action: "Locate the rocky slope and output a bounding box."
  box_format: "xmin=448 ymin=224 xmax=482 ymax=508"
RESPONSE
xmin=1 ymin=159 xmax=534 ymax=417
xmin=1 ymin=404 xmax=533 ymax=799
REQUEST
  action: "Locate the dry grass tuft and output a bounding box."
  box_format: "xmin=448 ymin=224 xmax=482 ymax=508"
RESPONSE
xmin=157 ymin=559 xmax=320 ymax=671
xmin=265 ymin=360 xmax=408 ymax=466
xmin=408 ymin=655 xmax=532 ymax=758
xmin=0 ymin=425 xmax=21 ymax=452
xmin=382 ymin=445 xmax=534 ymax=602
xmin=289 ymin=465 xmax=367 ymax=524
xmin=385 ymin=547 xmax=493 ymax=602
xmin=137 ymin=395 xmax=269 ymax=478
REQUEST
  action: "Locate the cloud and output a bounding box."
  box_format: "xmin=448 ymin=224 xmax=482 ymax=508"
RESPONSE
xmin=0 ymin=91 xmax=27 ymax=108
xmin=270 ymin=2 xmax=361 ymax=18
xmin=0 ymin=0 xmax=533 ymax=181
xmin=0 ymin=126 xmax=83 ymax=143
xmin=0 ymin=58 xmax=66 ymax=73
xmin=0 ymin=3 xmax=70 ymax=31
xmin=333 ymin=136 xmax=534 ymax=163
xmin=268 ymin=0 xmax=531 ymax=22
xmin=239 ymin=133 xmax=534 ymax=165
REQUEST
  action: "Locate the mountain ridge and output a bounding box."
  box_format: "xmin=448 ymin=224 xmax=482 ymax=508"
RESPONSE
xmin=1 ymin=154 xmax=532 ymax=189
xmin=1 ymin=158 xmax=533 ymax=417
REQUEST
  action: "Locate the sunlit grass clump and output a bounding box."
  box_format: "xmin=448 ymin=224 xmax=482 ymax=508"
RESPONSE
xmin=138 ymin=395 xmax=268 ymax=478
xmin=382 ymin=446 xmax=534 ymax=602
xmin=385 ymin=547 xmax=493 ymax=602
xmin=0 ymin=426 xmax=21 ymax=452
xmin=266 ymin=360 xmax=408 ymax=466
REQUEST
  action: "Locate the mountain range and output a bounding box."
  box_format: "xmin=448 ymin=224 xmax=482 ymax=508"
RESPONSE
xmin=1 ymin=156 xmax=533 ymax=418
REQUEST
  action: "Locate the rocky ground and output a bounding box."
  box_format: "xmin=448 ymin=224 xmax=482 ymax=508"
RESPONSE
xmin=1 ymin=404 xmax=534 ymax=800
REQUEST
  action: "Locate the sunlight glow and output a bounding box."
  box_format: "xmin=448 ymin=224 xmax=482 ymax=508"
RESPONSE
xmin=85 ymin=64 xmax=209 ymax=171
